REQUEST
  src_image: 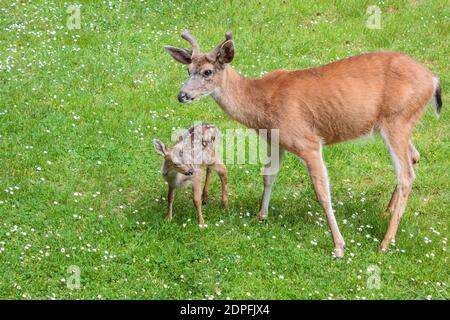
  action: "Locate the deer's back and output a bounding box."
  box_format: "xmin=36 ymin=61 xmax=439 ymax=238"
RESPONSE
xmin=259 ymin=52 xmax=435 ymax=144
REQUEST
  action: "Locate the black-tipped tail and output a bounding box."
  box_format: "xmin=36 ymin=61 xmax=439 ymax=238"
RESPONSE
xmin=432 ymin=77 xmax=442 ymax=116
xmin=435 ymin=82 xmax=442 ymax=115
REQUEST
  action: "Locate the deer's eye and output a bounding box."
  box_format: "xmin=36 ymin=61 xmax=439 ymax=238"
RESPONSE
xmin=203 ymin=69 xmax=213 ymax=77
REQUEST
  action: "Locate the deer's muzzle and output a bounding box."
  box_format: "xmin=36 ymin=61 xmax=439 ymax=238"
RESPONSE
xmin=178 ymin=91 xmax=193 ymax=103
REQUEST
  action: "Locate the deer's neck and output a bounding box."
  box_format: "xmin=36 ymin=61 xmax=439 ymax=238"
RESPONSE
xmin=212 ymin=66 xmax=266 ymax=129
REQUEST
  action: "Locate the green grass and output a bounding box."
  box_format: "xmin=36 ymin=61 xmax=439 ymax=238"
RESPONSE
xmin=0 ymin=0 xmax=449 ymax=300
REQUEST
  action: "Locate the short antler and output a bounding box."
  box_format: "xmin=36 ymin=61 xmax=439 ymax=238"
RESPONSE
xmin=224 ymin=32 xmax=233 ymax=41
xmin=181 ymin=30 xmax=200 ymax=58
xmin=207 ymin=32 xmax=233 ymax=61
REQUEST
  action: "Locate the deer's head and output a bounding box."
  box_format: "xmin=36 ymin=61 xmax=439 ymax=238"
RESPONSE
xmin=164 ymin=31 xmax=234 ymax=103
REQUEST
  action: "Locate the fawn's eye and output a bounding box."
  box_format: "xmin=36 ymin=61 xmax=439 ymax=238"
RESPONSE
xmin=203 ymin=69 xmax=213 ymax=77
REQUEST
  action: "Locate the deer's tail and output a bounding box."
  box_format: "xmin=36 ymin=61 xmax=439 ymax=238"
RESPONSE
xmin=432 ymin=76 xmax=442 ymax=117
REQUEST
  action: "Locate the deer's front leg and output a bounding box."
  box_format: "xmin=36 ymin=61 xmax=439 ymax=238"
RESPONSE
xmin=257 ymin=147 xmax=284 ymax=221
xmin=300 ymin=143 xmax=345 ymax=258
xmin=192 ymin=176 xmax=205 ymax=226
xmin=167 ymin=186 xmax=174 ymax=222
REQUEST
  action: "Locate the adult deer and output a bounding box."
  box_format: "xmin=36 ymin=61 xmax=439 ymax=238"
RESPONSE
xmin=164 ymin=31 xmax=442 ymax=258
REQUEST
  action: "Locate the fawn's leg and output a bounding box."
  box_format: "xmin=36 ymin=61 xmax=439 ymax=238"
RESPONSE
xmin=202 ymin=167 xmax=212 ymax=204
xmin=213 ymin=161 xmax=229 ymax=208
xmin=167 ymin=186 xmax=174 ymax=222
xmin=380 ymin=127 xmax=415 ymax=252
xmin=299 ymin=141 xmax=345 ymax=258
xmin=257 ymin=145 xmax=285 ymax=221
xmin=192 ymin=175 xmax=205 ymax=226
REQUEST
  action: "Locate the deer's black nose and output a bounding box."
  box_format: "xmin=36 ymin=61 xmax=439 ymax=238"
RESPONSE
xmin=185 ymin=168 xmax=194 ymax=176
xmin=178 ymin=91 xmax=191 ymax=103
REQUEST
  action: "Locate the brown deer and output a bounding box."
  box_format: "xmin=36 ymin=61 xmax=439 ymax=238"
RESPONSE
xmin=164 ymin=31 xmax=442 ymax=257
xmin=153 ymin=124 xmax=228 ymax=226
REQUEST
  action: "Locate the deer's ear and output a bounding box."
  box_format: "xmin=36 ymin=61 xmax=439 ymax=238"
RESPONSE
xmin=217 ymin=40 xmax=234 ymax=64
xmin=153 ymin=139 xmax=167 ymax=156
xmin=164 ymin=46 xmax=192 ymax=64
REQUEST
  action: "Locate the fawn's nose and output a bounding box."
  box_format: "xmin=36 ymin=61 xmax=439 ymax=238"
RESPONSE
xmin=178 ymin=91 xmax=191 ymax=103
xmin=185 ymin=168 xmax=194 ymax=176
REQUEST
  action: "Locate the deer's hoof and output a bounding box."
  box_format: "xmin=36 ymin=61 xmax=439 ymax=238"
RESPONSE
xmin=380 ymin=242 xmax=389 ymax=253
xmin=380 ymin=238 xmax=395 ymax=253
xmin=257 ymin=211 xmax=268 ymax=222
xmin=334 ymin=247 xmax=345 ymax=259
xmin=258 ymin=217 xmax=268 ymax=224
xmin=223 ymin=200 xmax=229 ymax=209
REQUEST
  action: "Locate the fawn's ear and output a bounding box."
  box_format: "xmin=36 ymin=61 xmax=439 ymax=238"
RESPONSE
xmin=164 ymin=46 xmax=192 ymax=64
xmin=153 ymin=139 xmax=167 ymax=156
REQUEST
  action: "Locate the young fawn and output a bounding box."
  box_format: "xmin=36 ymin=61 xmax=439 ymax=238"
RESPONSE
xmin=153 ymin=124 xmax=228 ymax=226
xmin=165 ymin=31 xmax=442 ymax=257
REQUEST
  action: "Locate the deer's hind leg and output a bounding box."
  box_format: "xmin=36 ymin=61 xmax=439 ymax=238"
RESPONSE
xmin=384 ymin=143 xmax=419 ymax=217
xmin=409 ymin=143 xmax=420 ymax=165
xmin=380 ymin=125 xmax=416 ymax=252
xmin=384 ymin=185 xmax=399 ymax=217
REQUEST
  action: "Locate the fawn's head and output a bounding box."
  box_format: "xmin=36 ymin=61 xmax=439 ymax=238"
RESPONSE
xmin=153 ymin=139 xmax=194 ymax=176
xmin=165 ymin=31 xmax=235 ymax=103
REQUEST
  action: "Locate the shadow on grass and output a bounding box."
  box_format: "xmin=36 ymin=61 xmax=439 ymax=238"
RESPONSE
xmin=130 ymin=180 xmax=393 ymax=234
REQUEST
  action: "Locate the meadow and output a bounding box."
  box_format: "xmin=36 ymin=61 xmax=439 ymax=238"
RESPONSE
xmin=0 ymin=0 xmax=448 ymax=299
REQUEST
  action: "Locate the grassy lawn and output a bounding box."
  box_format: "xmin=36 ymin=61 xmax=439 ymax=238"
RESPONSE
xmin=0 ymin=0 xmax=448 ymax=299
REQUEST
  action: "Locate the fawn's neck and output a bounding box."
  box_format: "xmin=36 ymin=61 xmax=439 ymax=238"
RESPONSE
xmin=212 ymin=66 xmax=267 ymax=129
